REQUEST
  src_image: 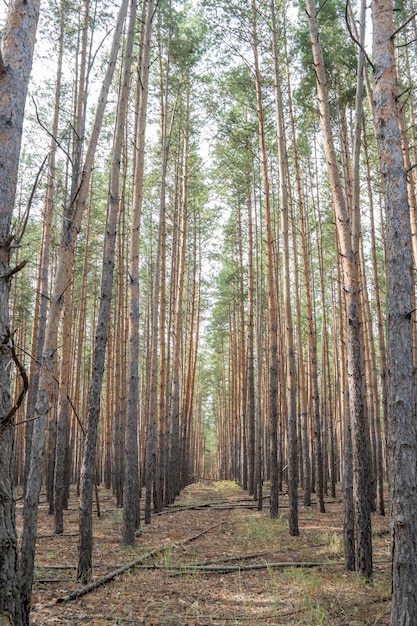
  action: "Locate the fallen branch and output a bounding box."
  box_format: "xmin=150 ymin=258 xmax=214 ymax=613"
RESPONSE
xmin=161 ymin=500 xmax=224 ymax=512
xmin=196 ymin=551 xmax=271 ymax=566
xmin=37 ymin=565 xmax=76 ymax=569
xmin=36 ymin=534 xmax=87 ymax=539
xmin=36 ymin=564 xmax=118 ymax=570
xmin=157 ymin=501 xmax=259 ymax=514
xmin=35 ymin=579 xmax=66 ymax=584
xmin=131 ymin=560 xmax=328 ymax=575
xmin=161 ymin=493 xmax=339 ymax=514
xmin=55 ymin=523 xmax=222 ymax=603
xmin=58 ymin=613 xmax=295 ymax=623
xmin=174 ymin=503 xmax=259 ymax=513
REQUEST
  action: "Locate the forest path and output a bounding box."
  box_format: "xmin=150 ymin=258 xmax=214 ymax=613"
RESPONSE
xmin=19 ymin=481 xmax=391 ymax=625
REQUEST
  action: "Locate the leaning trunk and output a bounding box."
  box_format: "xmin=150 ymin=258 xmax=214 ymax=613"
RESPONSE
xmin=77 ymin=0 xmax=134 ymax=580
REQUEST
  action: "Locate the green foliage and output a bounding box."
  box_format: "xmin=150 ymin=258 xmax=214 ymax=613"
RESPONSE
xmin=292 ymin=0 xmax=357 ymax=122
xmin=158 ymin=0 xmax=209 ymax=79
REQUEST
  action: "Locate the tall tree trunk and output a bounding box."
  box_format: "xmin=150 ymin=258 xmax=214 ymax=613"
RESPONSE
xmin=154 ymin=33 xmax=170 ymax=511
xmin=77 ymin=0 xmax=134 ymax=581
xmin=54 ymin=283 xmax=73 ymax=531
xmin=372 ymin=0 xmax=417 ymax=620
xmin=148 ymin=32 xmax=176 ymax=514
xmin=0 ymin=2 xmax=40 ymax=624
xmin=20 ymin=1 xmax=128 ymax=614
xmin=246 ymin=175 xmax=256 ymax=497
xmin=254 ymin=181 xmax=264 ymax=508
xmin=252 ymin=0 xmax=279 ymax=518
xmin=285 ymin=50 xmax=320 ymax=511
xmin=270 ymin=0 xmax=298 ymax=535
xmin=123 ymin=0 xmax=155 ymax=545
xmin=112 ymin=199 xmax=128 ymax=507
xmin=305 ymin=0 xmax=372 ymax=578
xmin=237 ymin=204 xmax=247 ymax=489
xmin=182 ymin=225 xmax=201 ymax=489
xmin=167 ymin=119 xmax=189 ymax=504
xmin=25 ymin=4 xmax=64 ymax=489
xmin=363 ymin=129 xmax=388 ymax=445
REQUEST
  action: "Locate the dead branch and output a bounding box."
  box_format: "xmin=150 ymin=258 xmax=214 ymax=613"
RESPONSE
xmin=52 ymin=613 xmax=295 ymax=624
xmin=344 ymin=0 xmax=374 ymax=70
xmin=36 ymin=564 xmax=120 ymax=570
xmin=0 ymin=259 xmax=29 ymax=280
xmin=181 ymin=503 xmax=259 ymax=512
xmin=195 ymin=551 xmax=271 ymax=566
xmin=32 ymin=96 xmax=73 ymax=166
xmin=157 ymin=500 xmax=260 ymax=514
xmin=35 ymin=579 xmax=65 ymax=584
xmin=14 ymin=151 xmax=49 ymax=245
xmin=154 ymin=501 xmax=220 ymax=514
xmin=36 ymin=565 xmax=77 ymax=570
xmin=391 ymin=10 xmax=417 ymax=39
xmin=55 ymin=523 xmax=223 ymax=603
xmin=36 ymin=534 xmax=80 ymax=539
xmin=131 ymin=560 xmax=329 ymax=575
xmin=0 ymin=327 xmax=29 ymax=432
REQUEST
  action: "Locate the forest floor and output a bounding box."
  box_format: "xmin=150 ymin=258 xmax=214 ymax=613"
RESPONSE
xmin=17 ymin=481 xmax=391 ymax=625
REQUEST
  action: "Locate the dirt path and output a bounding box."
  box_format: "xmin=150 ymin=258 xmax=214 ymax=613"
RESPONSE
xmin=18 ymin=481 xmax=391 ymax=625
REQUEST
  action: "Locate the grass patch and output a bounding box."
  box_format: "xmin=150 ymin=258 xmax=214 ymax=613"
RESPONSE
xmin=213 ymin=480 xmax=240 ymax=491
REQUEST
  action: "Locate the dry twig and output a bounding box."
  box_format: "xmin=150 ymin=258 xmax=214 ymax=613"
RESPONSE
xmin=55 ymin=523 xmax=223 ymax=603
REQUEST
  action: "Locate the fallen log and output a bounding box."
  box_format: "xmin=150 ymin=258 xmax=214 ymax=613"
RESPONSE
xmin=55 ymin=522 xmax=222 ymax=604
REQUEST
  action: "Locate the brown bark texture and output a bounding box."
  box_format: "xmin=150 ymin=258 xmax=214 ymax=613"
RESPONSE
xmin=252 ymin=0 xmax=279 ymax=519
xmin=123 ymin=0 xmax=155 ymax=546
xmin=0 ymin=1 xmax=40 ymax=624
xmin=305 ymin=0 xmax=372 ymax=579
xmin=372 ymin=0 xmax=417 ymax=622
xmin=76 ymin=0 xmax=131 ymax=581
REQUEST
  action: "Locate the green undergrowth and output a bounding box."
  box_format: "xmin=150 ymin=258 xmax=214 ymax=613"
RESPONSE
xmin=228 ymin=503 xmax=390 ymax=624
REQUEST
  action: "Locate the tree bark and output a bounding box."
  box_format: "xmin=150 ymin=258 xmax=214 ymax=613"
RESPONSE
xmin=168 ymin=119 xmax=189 ymax=504
xmin=0 ymin=2 xmax=40 ymax=624
xmin=246 ymin=176 xmax=256 ymax=497
xmin=123 ymin=0 xmax=155 ymax=545
xmin=77 ymin=0 xmax=133 ymax=580
xmin=270 ymin=0 xmax=298 ymax=535
xmin=305 ymin=0 xmax=372 ymax=579
xmin=25 ymin=4 xmax=64 ymax=490
xmin=372 ymin=0 xmax=417 ymax=620
xmin=21 ymin=0 xmax=128 ymax=611
xmin=252 ymin=0 xmax=279 ymax=519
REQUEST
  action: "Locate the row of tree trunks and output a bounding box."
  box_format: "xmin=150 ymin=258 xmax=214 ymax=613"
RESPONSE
xmin=3 ymin=1 xmax=417 ymax=625
xmin=123 ymin=0 xmax=155 ymax=548
xmin=305 ymin=0 xmax=372 ymax=579
xmin=77 ymin=0 xmax=134 ymax=582
xmin=251 ymin=0 xmax=280 ymax=521
xmin=22 ymin=0 xmax=130 ymax=616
